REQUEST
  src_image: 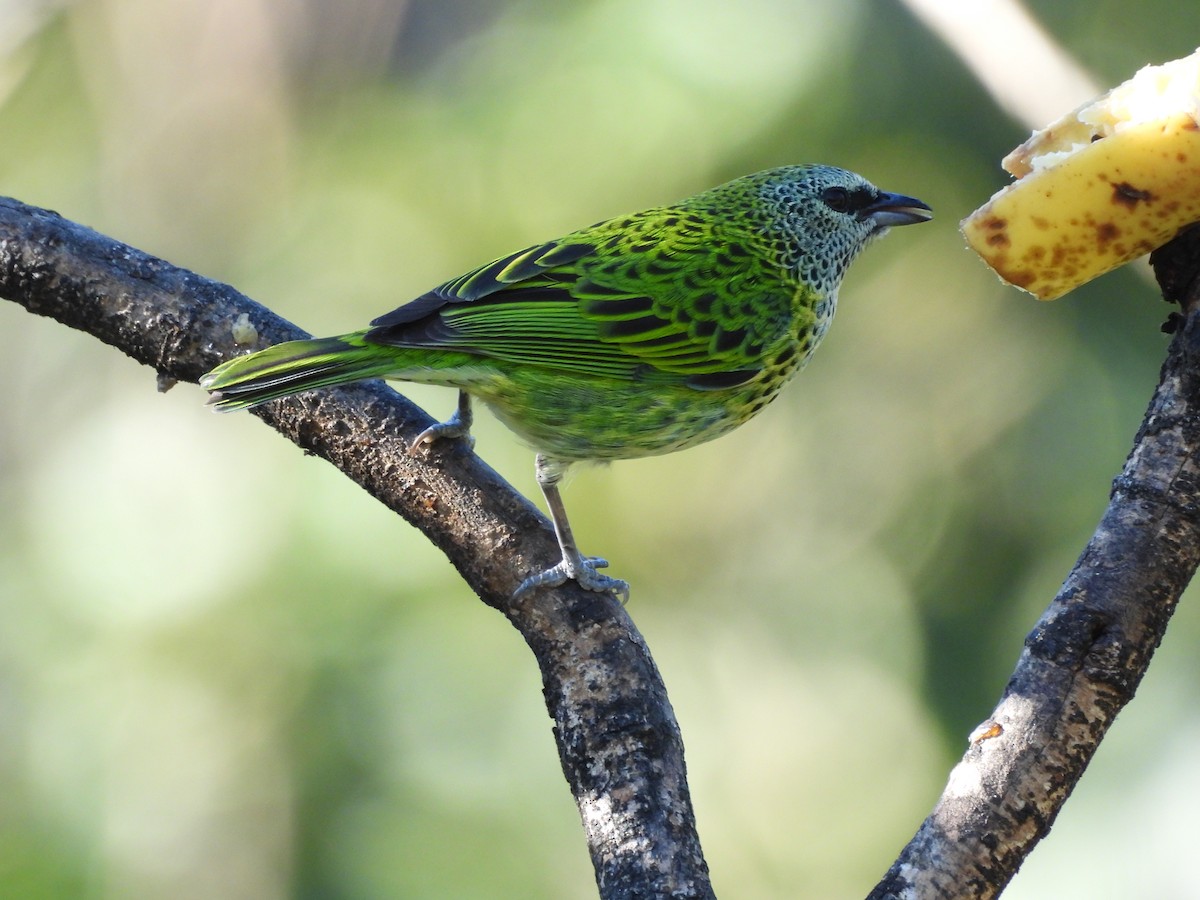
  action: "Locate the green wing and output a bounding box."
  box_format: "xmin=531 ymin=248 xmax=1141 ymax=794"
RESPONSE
xmin=366 ymin=208 xmax=798 ymax=388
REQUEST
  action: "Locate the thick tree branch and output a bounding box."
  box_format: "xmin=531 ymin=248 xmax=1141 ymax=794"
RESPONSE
xmin=0 ymin=197 xmax=714 ymax=900
xmin=869 ymin=226 xmax=1200 ymax=898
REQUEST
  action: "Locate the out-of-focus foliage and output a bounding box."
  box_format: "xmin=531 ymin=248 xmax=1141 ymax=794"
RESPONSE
xmin=1 ymin=1 xmax=1198 ymax=896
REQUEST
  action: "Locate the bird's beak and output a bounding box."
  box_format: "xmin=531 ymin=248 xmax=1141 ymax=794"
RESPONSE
xmin=863 ymin=192 xmax=933 ymax=229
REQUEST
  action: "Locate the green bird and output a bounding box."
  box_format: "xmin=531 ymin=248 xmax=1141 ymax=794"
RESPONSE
xmin=202 ymin=165 xmax=931 ymax=601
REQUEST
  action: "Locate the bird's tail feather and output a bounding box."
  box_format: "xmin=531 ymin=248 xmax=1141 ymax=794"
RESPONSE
xmin=201 ymin=333 xmax=397 ymax=412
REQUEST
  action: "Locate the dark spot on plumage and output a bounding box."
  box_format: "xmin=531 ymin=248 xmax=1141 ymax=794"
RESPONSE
xmin=735 ymin=297 xmax=759 ymax=319
xmin=575 ymin=278 xmax=628 ymax=297
xmin=485 ymin=285 xmax=575 ymax=305
xmin=692 ymin=319 xmax=718 ymax=338
xmin=629 ymin=363 xmax=658 ymax=382
xmin=644 ymin=260 xmax=678 ymax=278
xmin=538 ymin=269 xmax=576 ymax=287
xmin=671 ymin=304 xmax=693 ymax=323
xmin=712 ymin=295 xmax=743 ymax=323
xmin=628 ymin=332 xmax=686 ymax=349
xmin=693 ymin=292 xmax=717 ymax=315
xmin=602 ymin=314 xmax=668 ymax=339
xmin=583 ymin=295 xmax=655 ymax=317
xmin=773 ymin=345 xmax=797 ymax=366
xmin=687 ymin=369 xmax=759 ymax=390
xmin=713 ymin=327 xmax=747 ymax=353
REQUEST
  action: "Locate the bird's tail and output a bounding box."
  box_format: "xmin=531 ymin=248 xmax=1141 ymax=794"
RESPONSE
xmin=201 ymin=332 xmax=399 ymax=412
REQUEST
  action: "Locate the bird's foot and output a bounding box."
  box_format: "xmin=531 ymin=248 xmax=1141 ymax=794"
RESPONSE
xmin=409 ymin=419 xmax=475 ymax=454
xmin=513 ymin=554 xmax=630 ymax=604
xmin=408 ymin=392 xmax=475 ymax=455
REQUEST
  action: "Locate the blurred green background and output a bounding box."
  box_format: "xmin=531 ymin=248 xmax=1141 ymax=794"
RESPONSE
xmin=1 ymin=1 xmax=1199 ymax=897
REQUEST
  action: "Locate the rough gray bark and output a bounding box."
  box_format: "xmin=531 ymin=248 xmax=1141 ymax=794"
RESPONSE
xmin=0 ymin=197 xmax=714 ymax=900
xmin=868 ymin=226 xmax=1200 ymax=898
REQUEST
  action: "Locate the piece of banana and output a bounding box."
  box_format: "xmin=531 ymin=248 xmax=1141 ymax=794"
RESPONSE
xmin=962 ymin=48 xmax=1200 ymax=300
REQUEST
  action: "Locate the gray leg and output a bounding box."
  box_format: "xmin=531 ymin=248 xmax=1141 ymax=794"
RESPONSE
xmin=410 ymin=390 xmax=475 ymax=453
xmin=513 ymin=454 xmax=630 ymax=602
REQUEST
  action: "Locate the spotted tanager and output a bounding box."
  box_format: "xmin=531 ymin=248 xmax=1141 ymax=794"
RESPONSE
xmin=202 ymin=165 xmax=932 ymax=600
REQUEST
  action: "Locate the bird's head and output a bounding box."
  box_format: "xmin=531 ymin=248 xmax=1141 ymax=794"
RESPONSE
xmin=742 ymin=165 xmax=932 ymax=295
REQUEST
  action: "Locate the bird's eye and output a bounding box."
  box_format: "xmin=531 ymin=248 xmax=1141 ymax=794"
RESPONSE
xmin=821 ymin=187 xmax=852 ymax=213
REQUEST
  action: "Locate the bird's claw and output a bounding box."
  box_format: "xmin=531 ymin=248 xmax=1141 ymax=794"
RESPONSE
xmin=408 ymin=419 xmax=475 ymax=456
xmin=513 ymin=556 xmax=630 ymax=604
xmin=409 ymin=391 xmax=475 ymax=456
